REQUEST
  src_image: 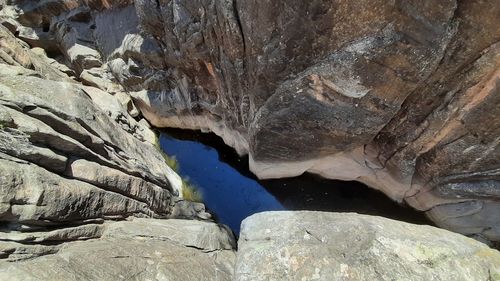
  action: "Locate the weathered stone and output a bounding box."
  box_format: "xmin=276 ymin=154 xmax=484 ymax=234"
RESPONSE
xmin=0 ymin=24 xmax=71 ymax=82
xmin=0 ymin=156 xmax=157 ymax=224
xmin=80 ymin=66 xmax=124 ymax=93
xmin=0 ymin=66 xmax=181 ymax=192
xmin=1 ymin=0 xmax=499 ymax=244
xmin=170 ymin=199 xmax=213 ymax=221
xmin=0 ymin=218 xmax=236 ymax=280
xmin=235 ymin=211 xmax=500 ymax=281
xmin=126 ymin=0 xmax=498 ymax=242
xmin=66 ymin=158 xmax=172 ymax=212
xmin=0 ymin=19 xmax=216 ymax=273
xmin=103 ymin=218 xmax=236 ymax=251
xmin=0 ymin=9 xmax=240 ymax=280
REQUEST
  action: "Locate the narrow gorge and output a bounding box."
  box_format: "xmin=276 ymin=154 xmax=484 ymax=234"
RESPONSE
xmin=0 ymin=0 xmax=499 ymax=280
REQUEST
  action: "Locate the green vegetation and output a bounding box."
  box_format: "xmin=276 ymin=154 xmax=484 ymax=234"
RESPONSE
xmin=153 ymin=133 xmax=180 ymax=172
xmin=0 ymin=119 xmax=8 ymax=129
xmin=153 ymin=132 xmax=203 ymax=203
xmin=182 ymin=178 xmax=203 ymax=203
xmin=162 ymin=153 xmax=180 ymax=172
xmin=153 ymin=133 xmax=162 ymax=149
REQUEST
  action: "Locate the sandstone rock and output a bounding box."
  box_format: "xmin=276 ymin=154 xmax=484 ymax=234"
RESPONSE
xmin=131 ymin=0 xmax=498 ymax=242
xmin=0 ymin=218 xmax=236 ymax=281
xmin=0 ymin=61 xmax=192 ymax=229
xmin=30 ymin=47 xmax=76 ymax=77
xmin=1 ymin=0 xmax=499 ymax=243
xmin=103 ymin=218 xmax=236 ymax=251
xmin=0 ymin=156 xmax=158 ymax=225
xmin=0 ymin=6 xmax=237 ymax=280
xmin=80 ymin=66 xmax=124 ymax=93
xmin=235 ymin=211 xmax=500 ymax=281
xmin=0 ymin=24 xmax=72 ymax=82
xmin=15 ymin=25 xmax=58 ymax=52
xmin=114 ymin=91 xmax=141 ymax=118
xmin=0 ymin=66 xmax=180 ymax=191
xmin=0 ymin=21 xmax=212 ymax=271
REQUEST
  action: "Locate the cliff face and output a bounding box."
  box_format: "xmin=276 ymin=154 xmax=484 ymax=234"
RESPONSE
xmin=0 ymin=5 xmax=221 ymax=264
xmin=138 ymin=0 xmax=500 ymax=242
xmin=1 ymin=0 xmax=499 ymax=242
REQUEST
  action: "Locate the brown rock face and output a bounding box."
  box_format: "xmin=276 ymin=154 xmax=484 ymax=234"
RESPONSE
xmin=136 ymin=0 xmax=500 ymax=243
xmin=1 ymin=0 xmax=499 ymax=242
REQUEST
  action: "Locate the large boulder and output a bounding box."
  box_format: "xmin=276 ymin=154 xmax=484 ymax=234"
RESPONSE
xmin=235 ymin=211 xmax=500 ymax=281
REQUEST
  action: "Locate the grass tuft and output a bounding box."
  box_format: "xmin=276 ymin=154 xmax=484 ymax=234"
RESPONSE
xmin=0 ymin=119 xmax=8 ymax=129
xmin=182 ymin=179 xmax=203 ymax=203
xmin=154 ymin=132 xmax=203 ymax=203
xmin=153 ymin=133 xmax=180 ymax=172
xmin=162 ymin=153 xmax=180 ymax=172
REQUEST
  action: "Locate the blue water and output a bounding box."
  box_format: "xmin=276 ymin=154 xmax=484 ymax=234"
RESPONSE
xmin=160 ymin=129 xmax=433 ymax=236
xmin=160 ymin=134 xmax=284 ymax=234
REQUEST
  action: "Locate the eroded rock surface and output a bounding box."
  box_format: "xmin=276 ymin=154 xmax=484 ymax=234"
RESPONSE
xmin=235 ymin=211 xmax=500 ymax=281
xmin=1 ymin=0 xmax=499 ymax=242
xmin=0 ymin=218 xmax=236 ymax=281
xmin=0 ymin=17 xmax=218 ymax=272
xmin=132 ymin=0 xmax=500 ymax=242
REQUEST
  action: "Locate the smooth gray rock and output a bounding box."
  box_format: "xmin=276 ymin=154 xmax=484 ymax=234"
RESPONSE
xmin=0 ymin=157 xmax=157 ymax=226
xmin=235 ymin=211 xmax=500 ymax=281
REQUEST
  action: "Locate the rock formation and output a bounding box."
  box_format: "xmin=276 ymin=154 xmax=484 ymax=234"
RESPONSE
xmin=0 ymin=1 xmax=499 ymax=279
xmin=132 ymin=0 xmax=500 ymax=243
xmin=1 ymin=0 xmax=499 ymax=242
xmin=0 ymin=218 xmax=236 ymax=280
xmin=108 ymin=0 xmax=500 ymax=242
xmin=235 ymin=211 xmax=500 ymax=281
xmin=0 ymin=6 xmax=218 ymax=269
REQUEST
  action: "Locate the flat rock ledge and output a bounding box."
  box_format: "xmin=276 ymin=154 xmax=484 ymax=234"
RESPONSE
xmin=0 ymin=218 xmax=236 ymax=281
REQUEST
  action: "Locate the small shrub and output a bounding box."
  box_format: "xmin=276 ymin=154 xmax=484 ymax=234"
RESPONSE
xmin=0 ymin=119 xmax=8 ymax=129
xmin=162 ymin=153 xmax=180 ymax=172
xmin=153 ymin=133 xmax=161 ymax=149
xmin=182 ymin=179 xmax=203 ymax=203
xmin=153 ymin=134 xmax=180 ymax=172
xmin=153 ymin=133 xmax=202 ymax=202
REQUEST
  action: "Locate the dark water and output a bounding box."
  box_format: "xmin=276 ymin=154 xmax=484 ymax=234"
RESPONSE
xmin=160 ymin=129 xmax=432 ymax=235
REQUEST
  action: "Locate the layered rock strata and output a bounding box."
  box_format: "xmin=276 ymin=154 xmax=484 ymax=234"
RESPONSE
xmin=0 ymin=18 xmax=213 ymax=264
xmin=2 ymin=211 xmax=499 ymax=281
xmin=0 ymin=218 xmax=236 ymax=281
